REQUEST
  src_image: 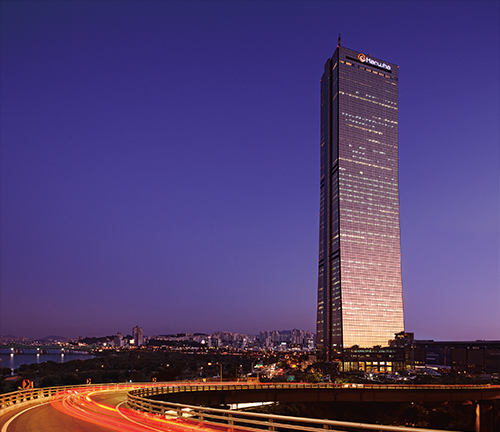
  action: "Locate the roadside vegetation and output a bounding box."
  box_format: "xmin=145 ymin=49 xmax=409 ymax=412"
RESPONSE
xmin=0 ymin=350 xmax=255 ymax=394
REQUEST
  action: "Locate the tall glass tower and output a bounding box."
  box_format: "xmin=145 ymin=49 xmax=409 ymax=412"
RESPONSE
xmin=317 ymin=43 xmax=404 ymax=361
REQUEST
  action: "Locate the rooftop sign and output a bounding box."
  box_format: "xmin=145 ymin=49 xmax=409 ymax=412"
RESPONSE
xmin=357 ymin=53 xmax=392 ymax=71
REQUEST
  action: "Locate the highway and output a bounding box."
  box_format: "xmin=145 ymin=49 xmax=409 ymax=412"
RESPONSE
xmin=0 ymin=384 xmax=234 ymax=432
xmin=2 ymin=382 xmax=499 ymax=431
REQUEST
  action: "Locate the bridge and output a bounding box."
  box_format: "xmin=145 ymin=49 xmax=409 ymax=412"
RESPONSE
xmin=129 ymin=382 xmax=500 ymax=431
xmin=1 ymin=382 xmax=499 ymax=431
xmin=0 ymin=345 xmax=92 ymax=354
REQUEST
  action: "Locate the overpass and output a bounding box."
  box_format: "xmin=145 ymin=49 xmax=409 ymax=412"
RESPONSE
xmin=135 ymin=382 xmax=500 ymax=405
xmin=128 ymin=382 xmax=500 ymax=432
xmin=1 ymin=382 xmax=499 ymax=431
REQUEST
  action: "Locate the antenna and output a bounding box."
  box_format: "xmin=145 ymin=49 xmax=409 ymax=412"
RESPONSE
xmin=338 ymin=34 xmax=341 ymax=47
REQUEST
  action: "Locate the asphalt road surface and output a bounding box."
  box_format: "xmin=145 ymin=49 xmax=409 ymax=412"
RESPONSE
xmin=0 ymin=386 xmax=197 ymax=432
xmin=1 ymin=389 xmax=129 ymax=431
xmin=0 ymin=384 xmax=239 ymax=432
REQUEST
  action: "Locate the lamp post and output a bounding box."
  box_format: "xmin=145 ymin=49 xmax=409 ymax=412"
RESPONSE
xmin=208 ymin=362 xmax=222 ymax=383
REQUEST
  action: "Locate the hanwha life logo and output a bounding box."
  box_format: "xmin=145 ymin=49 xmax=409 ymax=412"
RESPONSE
xmin=356 ymin=52 xmax=391 ymax=71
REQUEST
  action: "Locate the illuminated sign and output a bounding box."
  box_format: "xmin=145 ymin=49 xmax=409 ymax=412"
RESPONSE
xmin=357 ymin=53 xmax=392 ymax=71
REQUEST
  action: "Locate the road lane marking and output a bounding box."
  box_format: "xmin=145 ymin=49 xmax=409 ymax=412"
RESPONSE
xmin=1 ymin=402 xmax=49 ymax=432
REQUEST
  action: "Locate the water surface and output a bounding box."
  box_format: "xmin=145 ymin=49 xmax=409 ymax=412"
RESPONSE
xmin=0 ymin=352 xmax=94 ymax=372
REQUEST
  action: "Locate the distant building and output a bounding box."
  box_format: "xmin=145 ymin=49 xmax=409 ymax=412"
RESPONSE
xmin=317 ymin=42 xmax=404 ymax=361
xmin=132 ymin=326 xmax=143 ymax=347
xmin=390 ymin=332 xmax=415 ymax=347
xmin=344 ymin=334 xmax=500 ymax=375
xmin=410 ymin=339 xmax=500 ymax=375
xmin=260 ymin=331 xmax=272 ymax=349
xmin=343 ymin=346 xmax=406 ymax=373
xmin=147 ymin=329 xmax=312 ymax=351
xmin=114 ymin=332 xmax=124 ymax=347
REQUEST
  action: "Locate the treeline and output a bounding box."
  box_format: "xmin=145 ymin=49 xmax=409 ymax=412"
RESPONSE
xmin=0 ymin=350 xmax=255 ymax=394
xmin=1 ymin=350 xmax=496 ymax=396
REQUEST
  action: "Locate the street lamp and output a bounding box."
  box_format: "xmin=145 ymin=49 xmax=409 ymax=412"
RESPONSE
xmin=208 ymin=362 xmax=222 ymax=383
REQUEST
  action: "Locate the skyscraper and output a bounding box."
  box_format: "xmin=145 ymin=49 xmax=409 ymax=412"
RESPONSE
xmin=317 ymin=42 xmax=404 ymax=361
xmin=132 ymin=325 xmax=144 ymax=347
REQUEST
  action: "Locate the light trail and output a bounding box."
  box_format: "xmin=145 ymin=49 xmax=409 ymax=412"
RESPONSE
xmin=49 ymin=384 xmax=243 ymax=432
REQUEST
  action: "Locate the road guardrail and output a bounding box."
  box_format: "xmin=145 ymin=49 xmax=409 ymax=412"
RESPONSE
xmin=128 ymin=383 xmax=473 ymax=432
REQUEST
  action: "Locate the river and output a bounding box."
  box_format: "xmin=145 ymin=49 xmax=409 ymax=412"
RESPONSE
xmin=0 ymin=351 xmax=94 ymax=373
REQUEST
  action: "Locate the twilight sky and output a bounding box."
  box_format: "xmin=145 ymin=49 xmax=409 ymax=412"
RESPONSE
xmin=1 ymin=0 xmax=498 ymax=341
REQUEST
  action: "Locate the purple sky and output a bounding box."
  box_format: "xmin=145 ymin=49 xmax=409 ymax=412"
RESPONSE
xmin=1 ymin=1 xmax=498 ymax=341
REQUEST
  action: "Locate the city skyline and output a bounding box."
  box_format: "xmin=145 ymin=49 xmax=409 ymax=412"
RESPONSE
xmin=317 ymin=44 xmax=404 ymax=358
xmin=1 ymin=1 xmax=499 ymax=341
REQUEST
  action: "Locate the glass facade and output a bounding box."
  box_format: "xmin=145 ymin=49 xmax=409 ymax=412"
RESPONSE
xmin=317 ymin=45 xmax=404 ymax=361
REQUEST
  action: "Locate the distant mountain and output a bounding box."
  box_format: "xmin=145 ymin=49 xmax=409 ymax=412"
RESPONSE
xmin=40 ymin=335 xmax=68 ymax=342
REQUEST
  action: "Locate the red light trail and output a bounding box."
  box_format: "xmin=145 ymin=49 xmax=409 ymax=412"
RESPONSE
xmin=49 ymin=384 xmax=241 ymax=432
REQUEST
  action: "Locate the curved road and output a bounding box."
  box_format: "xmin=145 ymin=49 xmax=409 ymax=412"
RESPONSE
xmin=3 ymin=382 xmax=498 ymax=431
xmin=0 ymin=384 xmax=224 ymax=432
